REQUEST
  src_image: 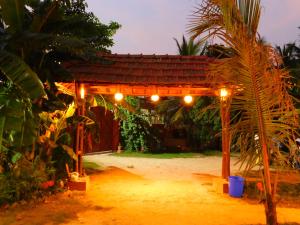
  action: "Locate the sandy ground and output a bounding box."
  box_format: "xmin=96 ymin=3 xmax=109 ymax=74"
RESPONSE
xmin=1 ymin=154 xmax=300 ymax=225
xmin=84 ymin=154 xmax=242 ymax=181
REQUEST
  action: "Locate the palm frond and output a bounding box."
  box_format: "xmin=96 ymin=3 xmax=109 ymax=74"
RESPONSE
xmin=189 ymin=0 xmax=299 ymax=172
xmin=174 ymin=35 xmax=207 ymax=56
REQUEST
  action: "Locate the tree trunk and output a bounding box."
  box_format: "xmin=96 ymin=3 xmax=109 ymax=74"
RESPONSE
xmin=265 ymin=193 xmax=277 ymax=225
xmin=261 ymin=143 xmax=277 ymax=225
xmin=248 ymin=45 xmax=278 ymax=225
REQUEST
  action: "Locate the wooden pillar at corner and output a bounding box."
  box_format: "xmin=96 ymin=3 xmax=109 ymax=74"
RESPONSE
xmin=75 ymin=82 xmax=85 ymax=176
xmin=220 ymin=98 xmax=231 ymax=180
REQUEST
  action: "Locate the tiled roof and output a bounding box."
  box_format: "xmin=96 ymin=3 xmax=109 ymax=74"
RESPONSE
xmin=64 ymin=53 xmax=215 ymax=87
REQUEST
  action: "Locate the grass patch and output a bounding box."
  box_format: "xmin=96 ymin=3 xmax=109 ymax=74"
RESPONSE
xmin=83 ymin=161 xmax=103 ymax=170
xmin=201 ymin=150 xmax=240 ymax=157
xmin=112 ymin=152 xmax=202 ymax=159
xmin=201 ymin=150 xmax=222 ymax=156
xmin=112 ymin=150 xmax=240 ymax=158
xmin=83 ymin=161 xmax=103 ymax=174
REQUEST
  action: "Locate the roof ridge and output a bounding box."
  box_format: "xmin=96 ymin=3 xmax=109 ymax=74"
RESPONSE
xmin=97 ymin=52 xmax=213 ymax=59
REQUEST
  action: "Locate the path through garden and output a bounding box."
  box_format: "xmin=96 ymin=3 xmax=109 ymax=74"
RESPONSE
xmin=1 ymin=154 xmax=300 ymax=225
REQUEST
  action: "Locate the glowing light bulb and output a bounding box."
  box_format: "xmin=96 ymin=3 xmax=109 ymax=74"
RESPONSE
xmin=114 ymin=92 xmax=124 ymax=101
xmin=184 ymin=95 xmax=193 ymax=104
xmin=151 ymin=95 xmax=160 ymax=102
xmin=220 ymin=88 xmax=229 ymax=98
xmin=80 ymin=86 xmax=85 ymax=99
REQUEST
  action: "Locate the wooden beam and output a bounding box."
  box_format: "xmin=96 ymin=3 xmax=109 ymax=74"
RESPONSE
xmin=57 ymin=82 xmax=218 ymax=97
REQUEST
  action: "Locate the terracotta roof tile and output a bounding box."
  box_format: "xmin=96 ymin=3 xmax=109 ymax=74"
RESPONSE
xmin=63 ymin=53 xmax=215 ymax=87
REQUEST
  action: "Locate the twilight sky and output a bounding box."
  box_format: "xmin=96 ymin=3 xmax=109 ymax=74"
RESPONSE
xmin=86 ymin=0 xmax=300 ymax=54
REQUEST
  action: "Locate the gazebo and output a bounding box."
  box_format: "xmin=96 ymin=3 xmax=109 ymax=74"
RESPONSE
xmin=59 ymin=53 xmax=231 ymax=182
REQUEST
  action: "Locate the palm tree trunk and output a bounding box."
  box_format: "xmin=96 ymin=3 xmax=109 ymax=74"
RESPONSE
xmin=249 ymin=49 xmax=278 ymax=225
xmin=261 ymin=143 xmax=277 ymax=225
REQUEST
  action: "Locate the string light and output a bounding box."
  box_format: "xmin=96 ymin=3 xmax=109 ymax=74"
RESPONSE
xmin=220 ymin=88 xmax=229 ymax=101
xmin=80 ymin=86 xmax=85 ymax=99
xmin=151 ymin=95 xmax=160 ymax=102
xmin=184 ymin=95 xmax=193 ymax=104
xmin=114 ymin=92 xmax=124 ymax=101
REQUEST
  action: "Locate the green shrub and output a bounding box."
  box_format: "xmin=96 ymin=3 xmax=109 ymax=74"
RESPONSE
xmin=0 ymin=156 xmax=54 ymax=205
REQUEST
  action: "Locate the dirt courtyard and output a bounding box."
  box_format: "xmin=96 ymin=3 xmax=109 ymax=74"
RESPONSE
xmin=1 ymin=154 xmax=300 ymax=225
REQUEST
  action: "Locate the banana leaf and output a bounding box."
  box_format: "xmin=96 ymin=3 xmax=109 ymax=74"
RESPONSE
xmin=0 ymin=0 xmax=24 ymax=33
xmin=0 ymin=50 xmax=45 ymax=99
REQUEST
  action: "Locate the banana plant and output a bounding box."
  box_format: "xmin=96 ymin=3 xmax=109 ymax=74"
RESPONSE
xmin=39 ymin=102 xmax=78 ymax=161
xmin=0 ymin=0 xmax=46 ymax=99
xmin=0 ymin=82 xmax=39 ymax=148
xmin=0 ymin=0 xmax=119 ymax=97
xmin=0 ymin=51 xmax=46 ymax=99
xmin=0 ymin=0 xmax=119 ymax=151
xmin=39 ymin=100 xmax=97 ymax=158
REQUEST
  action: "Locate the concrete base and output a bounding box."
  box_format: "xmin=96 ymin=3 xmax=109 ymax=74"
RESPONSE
xmin=223 ymin=183 xmax=229 ymax=194
xmin=68 ymin=176 xmax=90 ymax=191
xmin=213 ymin=178 xmax=228 ymax=194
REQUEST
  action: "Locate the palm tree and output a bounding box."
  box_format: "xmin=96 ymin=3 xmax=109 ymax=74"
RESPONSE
xmin=158 ymin=36 xmax=205 ymax=128
xmin=276 ymin=43 xmax=300 ymax=101
xmin=156 ymin=37 xmax=221 ymax=151
xmin=174 ymin=35 xmax=207 ymax=55
xmin=189 ymin=0 xmax=299 ymax=224
xmin=276 ymin=43 xmax=300 ymax=67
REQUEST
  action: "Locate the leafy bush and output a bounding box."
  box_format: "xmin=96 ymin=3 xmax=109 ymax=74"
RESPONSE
xmin=121 ymin=113 xmax=151 ymax=151
xmin=119 ymin=97 xmax=152 ymax=151
xmin=0 ymin=156 xmax=54 ymax=205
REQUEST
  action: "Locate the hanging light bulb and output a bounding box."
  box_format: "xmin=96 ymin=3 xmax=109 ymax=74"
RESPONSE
xmin=80 ymin=86 xmax=85 ymax=99
xmin=219 ymin=88 xmax=229 ymax=101
xmin=184 ymin=95 xmax=193 ymax=104
xmin=151 ymin=94 xmax=160 ymax=102
xmin=114 ymin=92 xmax=124 ymax=102
xmin=220 ymin=88 xmax=228 ymax=98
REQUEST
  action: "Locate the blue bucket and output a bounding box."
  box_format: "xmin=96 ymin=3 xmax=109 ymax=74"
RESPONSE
xmin=229 ymin=176 xmax=245 ymax=198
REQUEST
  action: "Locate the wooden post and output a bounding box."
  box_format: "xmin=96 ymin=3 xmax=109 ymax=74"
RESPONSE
xmin=220 ymin=96 xmax=231 ymax=180
xmin=75 ymin=82 xmax=85 ymax=176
